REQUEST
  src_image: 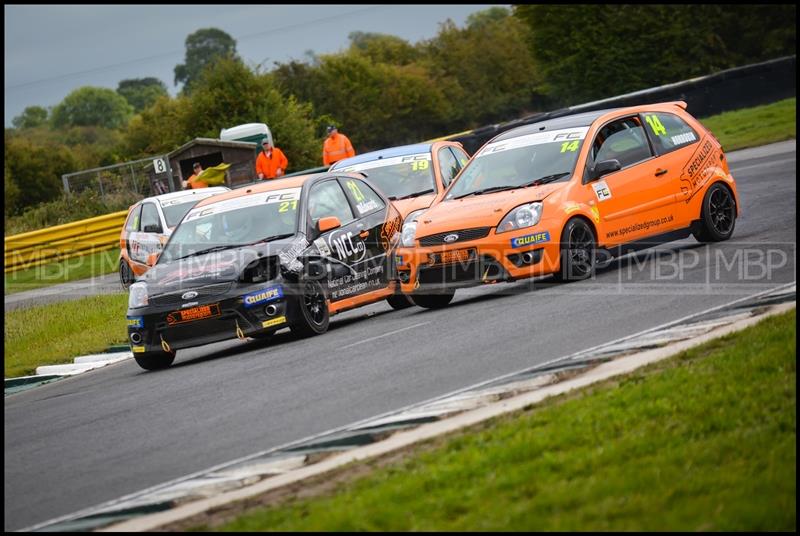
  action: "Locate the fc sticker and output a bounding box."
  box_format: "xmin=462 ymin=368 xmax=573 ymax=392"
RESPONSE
xmin=511 ymin=231 xmax=550 ymax=248
xmin=242 ymin=286 xmax=283 ymax=308
xmin=592 ymin=180 xmax=612 ymax=201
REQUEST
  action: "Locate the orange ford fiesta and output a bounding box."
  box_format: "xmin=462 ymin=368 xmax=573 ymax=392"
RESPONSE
xmin=329 ymin=141 xmax=471 ymax=221
xmin=395 ymin=101 xmax=740 ymax=308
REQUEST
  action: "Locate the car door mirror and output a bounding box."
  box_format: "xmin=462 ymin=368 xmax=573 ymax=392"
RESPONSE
xmin=143 ymin=224 xmax=162 ymax=233
xmin=590 ymin=159 xmax=621 ymax=181
xmin=317 ymin=216 xmax=341 ymax=234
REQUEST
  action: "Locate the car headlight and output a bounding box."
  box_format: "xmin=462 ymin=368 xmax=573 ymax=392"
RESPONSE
xmin=496 ymin=202 xmax=543 ymax=233
xmin=128 ymin=282 xmax=149 ymax=309
xmin=401 ymin=221 xmax=417 ymax=247
xmin=404 ymin=208 xmax=426 ymax=224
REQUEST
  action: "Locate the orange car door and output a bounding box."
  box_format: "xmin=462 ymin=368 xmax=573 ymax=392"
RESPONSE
xmin=640 ymin=111 xmax=707 ymax=228
xmin=585 ymin=116 xmax=680 ymax=245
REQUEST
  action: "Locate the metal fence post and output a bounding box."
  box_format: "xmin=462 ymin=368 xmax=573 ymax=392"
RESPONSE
xmin=97 ymin=171 xmax=105 ymax=202
xmin=62 ymin=174 xmax=71 ymax=196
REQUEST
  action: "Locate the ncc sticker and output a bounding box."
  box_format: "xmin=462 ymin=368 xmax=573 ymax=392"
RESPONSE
xmin=511 ymin=231 xmax=550 ymax=248
xmin=127 ymin=316 xmax=144 ymax=328
xmin=592 ymin=180 xmax=612 ymax=201
xmin=243 ymin=286 xmax=283 ymax=308
xmin=262 ymin=316 xmax=287 ymax=329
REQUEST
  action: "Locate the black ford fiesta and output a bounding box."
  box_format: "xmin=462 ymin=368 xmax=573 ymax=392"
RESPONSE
xmin=126 ymin=172 xmax=406 ymax=370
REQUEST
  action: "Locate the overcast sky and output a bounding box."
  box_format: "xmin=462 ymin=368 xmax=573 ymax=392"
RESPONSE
xmin=4 ymin=4 xmax=501 ymax=127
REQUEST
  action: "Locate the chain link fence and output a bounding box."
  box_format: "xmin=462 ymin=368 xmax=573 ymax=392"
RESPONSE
xmin=61 ymin=155 xmax=175 ymax=203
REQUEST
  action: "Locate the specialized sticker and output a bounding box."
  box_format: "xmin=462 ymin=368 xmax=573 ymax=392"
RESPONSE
xmin=511 ymin=231 xmax=550 ymax=248
xmin=166 ymin=303 xmax=221 ymax=325
xmin=127 ymin=316 xmax=144 ymax=328
xmin=592 ymin=180 xmax=612 ymax=201
xmin=131 ymin=346 xmax=146 ymax=353
xmin=262 ymin=316 xmax=287 ymax=329
xmin=476 ymin=127 xmax=590 ymax=158
xmin=380 ymin=212 xmax=402 ymax=250
xmin=242 ymin=286 xmax=283 ymax=308
xmin=183 ymin=188 xmax=301 ymax=222
xmin=337 ymin=153 xmax=431 ymax=173
xmin=680 ymin=137 xmax=717 ymax=201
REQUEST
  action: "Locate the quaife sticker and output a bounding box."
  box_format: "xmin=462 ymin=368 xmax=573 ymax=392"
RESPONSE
xmin=262 ymin=316 xmax=287 ymax=329
xmin=592 ymin=180 xmax=612 ymax=201
xmin=242 ymin=286 xmax=283 ymax=308
xmin=127 ymin=316 xmax=144 ymax=328
xmin=511 ymin=231 xmax=550 ymax=248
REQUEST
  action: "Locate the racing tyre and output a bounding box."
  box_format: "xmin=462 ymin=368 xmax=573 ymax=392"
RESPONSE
xmin=134 ymin=350 xmax=175 ymax=371
xmin=693 ymin=183 xmax=736 ymax=243
xmin=555 ymin=218 xmax=597 ymax=282
xmin=289 ymin=280 xmax=329 ymax=337
xmin=386 ymin=293 xmax=414 ymax=310
xmin=119 ymin=260 xmax=135 ymax=289
xmin=411 ymin=290 xmax=455 ymax=309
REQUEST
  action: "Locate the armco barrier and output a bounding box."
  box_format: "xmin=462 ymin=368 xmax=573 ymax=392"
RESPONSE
xmin=445 ymin=55 xmax=796 ymax=154
xmin=4 ymin=211 xmax=127 ymax=273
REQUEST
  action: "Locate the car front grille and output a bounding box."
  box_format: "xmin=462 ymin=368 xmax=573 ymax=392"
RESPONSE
xmin=149 ymin=282 xmax=234 ymax=307
xmin=418 ymin=227 xmax=491 ymax=246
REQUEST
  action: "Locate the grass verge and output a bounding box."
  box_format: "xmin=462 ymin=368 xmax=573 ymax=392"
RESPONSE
xmin=4 ymin=249 xmax=120 ymax=295
xmin=202 ymin=309 xmax=795 ymax=532
xmin=4 ymin=292 xmax=129 ymax=378
xmin=701 ymin=97 xmax=796 ymax=152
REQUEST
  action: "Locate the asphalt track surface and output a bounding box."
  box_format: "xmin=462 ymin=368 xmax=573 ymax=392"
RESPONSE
xmin=4 ymin=141 xmax=796 ymax=530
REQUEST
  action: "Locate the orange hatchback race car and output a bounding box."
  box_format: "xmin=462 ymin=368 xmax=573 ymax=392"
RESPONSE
xmin=396 ymin=101 xmax=740 ymax=308
xmin=329 ymin=141 xmax=471 ymax=222
xmin=119 ymin=187 xmax=230 ymax=288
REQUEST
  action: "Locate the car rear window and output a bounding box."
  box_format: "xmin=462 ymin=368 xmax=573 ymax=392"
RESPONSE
xmin=642 ymin=112 xmax=699 ymax=155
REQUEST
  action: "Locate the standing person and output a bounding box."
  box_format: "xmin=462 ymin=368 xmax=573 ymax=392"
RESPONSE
xmin=183 ymin=162 xmax=208 ymax=189
xmin=256 ymin=138 xmax=289 ymax=180
xmin=322 ymin=125 xmax=355 ymax=167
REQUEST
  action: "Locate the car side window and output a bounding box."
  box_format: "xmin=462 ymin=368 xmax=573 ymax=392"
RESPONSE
xmin=450 ymin=146 xmax=470 ymax=168
xmin=308 ymin=180 xmax=355 ymax=226
xmin=140 ymin=203 xmax=162 ymax=234
xmin=641 ymin=112 xmax=699 ymax=155
xmin=438 ymin=147 xmax=460 ymax=187
xmin=591 ymin=117 xmax=653 ymax=169
xmin=342 ymin=177 xmax=385 ymax=216
xmin=125 ymin=205 xmax=142 ymax=232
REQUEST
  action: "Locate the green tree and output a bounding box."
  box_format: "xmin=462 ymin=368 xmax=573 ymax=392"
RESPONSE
xmin=420 ymin=9 xmax=540 ymax=127
xmin=126 ymin=59 xmax=321 ymax=169
xmin=117 ymin=77 xmax=169 ymax=112
xmin=51 ymin=86 xmax=134 ymax=129
xmin=5 ymin=160 xmax=20 ymax=214
xmin=514 ymin=4 xmax=797 ymax=105
xmin=348 ymin=32 xmax=420 ymax=65
xmin=174 ymin=28 xmax=238 ymax=94
xmin=12 ymin=106 xmax=49 ymax=129
xmin=4 ymin=135 xmax=77 ymax=210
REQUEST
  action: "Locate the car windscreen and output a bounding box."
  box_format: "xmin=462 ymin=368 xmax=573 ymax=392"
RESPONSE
xmin=445 ymin=127 xmax=590 ymax=200
xmin=159 ymin=188 xmax=301 ymax=263
xmin=334 ymin=152 xmax=436 ymax=200
xmin=161 ymin=200 xmax=202 ymax=228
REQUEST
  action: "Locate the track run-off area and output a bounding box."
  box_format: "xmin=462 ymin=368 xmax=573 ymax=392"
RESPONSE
xmin=4 ymin=140 xmax=796 ymax=531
